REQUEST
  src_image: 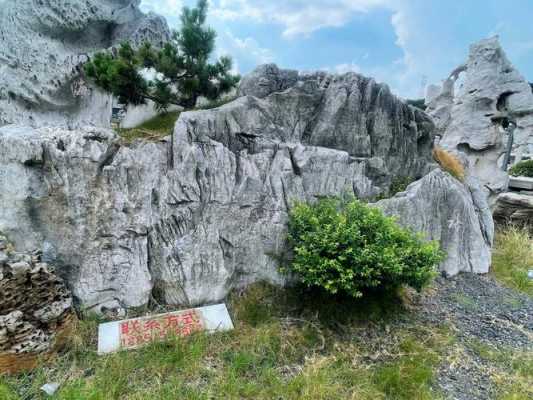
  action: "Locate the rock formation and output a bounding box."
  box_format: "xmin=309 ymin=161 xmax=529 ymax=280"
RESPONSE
xmin=426 ymin=37 xmax=533 ymax=205
xmin=0 ymin=0 xmax=170 ymax=129
xmin=0 ymin=233 xmax=74 ymax=374
xmin=376 ymin=170 xmax=494 ymax=276
xmin=0 ymin=65 xmax=495 ymax=313
xmin=493 ymin=192 xmax=533 ymax=226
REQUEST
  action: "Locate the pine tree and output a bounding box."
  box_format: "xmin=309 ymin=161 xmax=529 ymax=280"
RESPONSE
xmin=84 ymin=0 xmax=239 ymax=111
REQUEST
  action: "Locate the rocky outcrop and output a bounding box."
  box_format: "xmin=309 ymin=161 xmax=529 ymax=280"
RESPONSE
xmin=0 ymin=233 xmax=74 ymax=374
xmin=0 ymin=67 xmax=439 ymax=313
xmin=376 ymin=170 xmax=494 ymax=276
xmin=0 ymin=0 xmax=170 ymax=129
xmin=426 ymin=37 xmax=533 ymax=205
xmin=493 ymin=192 xmax=533 ymax=225
xmin=238 ymin=64 xmax=300 ymax=99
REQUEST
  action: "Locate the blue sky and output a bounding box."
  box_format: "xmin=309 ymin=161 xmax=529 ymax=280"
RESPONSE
xmin=140 ymin=0 xmax=533 ymax=99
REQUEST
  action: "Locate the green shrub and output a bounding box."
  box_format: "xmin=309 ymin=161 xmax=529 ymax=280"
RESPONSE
xmin=287 ymin=197 xmax=443 ymax=298
xmin=509 ymin=159 xmax=533 ymax=177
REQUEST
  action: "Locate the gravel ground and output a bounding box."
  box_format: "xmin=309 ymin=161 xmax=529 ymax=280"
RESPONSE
xmin=418 ymin=274 xmax=532 ymax=400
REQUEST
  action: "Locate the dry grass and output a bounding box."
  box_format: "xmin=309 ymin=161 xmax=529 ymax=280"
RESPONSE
xmin=492 ymin=225 xmax=533 ymax=296
xmin=0 ymin=284 xmax=453 ymax=400
xmin=432 ymin=147 xmax=465 ymax=182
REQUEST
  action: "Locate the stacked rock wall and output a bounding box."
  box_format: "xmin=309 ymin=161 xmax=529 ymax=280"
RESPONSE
xmin=0 ymin=233 xmax=74 ymax=374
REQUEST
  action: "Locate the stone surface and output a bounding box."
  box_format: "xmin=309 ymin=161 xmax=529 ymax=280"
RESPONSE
xmin=376 ymin=169 xmax=494 ymax=276
xmin=0 ymin=67 xmax=436 ymax=312
xmin=238 ymin=64 xmax=300 ymax=99
xmin=0 ymin=66 xmax=491 ymax=312
xmin=509 ymin=176 xmax=533 ymax=190
xmin=493 ymin=192 xmax=533 ymax=225
xmin=426 ymin=37 xmax=533 ymax=205
xmin=98 ymin=304 xmax=233 ymax=354
xmin=0 ymin=0 xmax=170 ymax=129
xmin=0 ymin=234 xmax=74 ymax=374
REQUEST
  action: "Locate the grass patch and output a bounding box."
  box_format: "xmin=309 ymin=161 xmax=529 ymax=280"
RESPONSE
xmin=116 ymin=111 xmax=181 ymax=143
xmin=115 ymin=96 xmax=238 ymax=143
xmin=491 ymin=225 xmax=533 ymax=296
xmin=1 ymin=284 xmax=453 ymax=399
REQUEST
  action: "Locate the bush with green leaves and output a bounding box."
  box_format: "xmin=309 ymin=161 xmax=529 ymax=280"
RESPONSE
xmin=287 ymin=197 xmax=444 ymax=298
xmin=509 ymin=159 xmax=533 ymax=177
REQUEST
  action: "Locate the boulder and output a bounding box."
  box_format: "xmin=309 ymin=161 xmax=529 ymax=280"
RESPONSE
xmin=0 ymin=0 xmax=170 ymax=129
xmin=0 ymin=67 xmax=438 ymax=312
xmin=493 ymin=192 xmax=533 ymax=226
xmin=0 ymin=234 xmax=75 ymax=374
xmin=426 ymin=37 xmax=533 ymax=205
xmin=376 ymin=170 xmax=494 ymax=276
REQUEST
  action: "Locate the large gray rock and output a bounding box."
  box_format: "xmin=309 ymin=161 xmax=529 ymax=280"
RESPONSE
xmin=0 ymin=67 xmax=495 ymax=311
xmin=238 ymin=64 xmax=300 ymax=98
xmin=0 ymin=68 xmax=440 ymax=312
xmin=426 ymin=37 xmax=533 ymax=205
xmin=0 ymin=0 xmax=170 ymax=129
xmin=376 ymin=170 xmax=494 ymax=276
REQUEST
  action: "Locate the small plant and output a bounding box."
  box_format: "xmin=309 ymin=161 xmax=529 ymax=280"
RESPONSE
xmin=390 ymin=176 xmax=415 ymax=195
xmin=509 ymin=159 xmax=533 ymax=177
xmin=433 ymin=147 xmax=465 ymax=181
xmin=287 ymin=197 xmax=444 ymax=298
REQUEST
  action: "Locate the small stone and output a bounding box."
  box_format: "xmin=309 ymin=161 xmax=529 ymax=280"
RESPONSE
xmin=40 ymin=383 xmax=60 ymax=396
xmin=0 ymin=251 xmax=8 ymax=265
xmin=9 ymin=261 xmax=31 ymax=276
xmin=528 ymin=270 xmax=533 ymax=280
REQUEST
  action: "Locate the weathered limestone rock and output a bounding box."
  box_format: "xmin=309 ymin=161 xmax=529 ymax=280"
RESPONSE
xmin=0 ymin=67 xmax=439 ymax=312
xmin=0 ymin=0 xmax=170 ymax=129
xmin=0 ymin=234 xmax=74 ymax=374
xmin=426 ymin=37 xmax=533 ymax=205
xmin=376 ymin=170 xmax=494 ymax=276
xmin=238 ymin=64 xmax=300 ymax=98
xmin=493 ymin=192 xmax=533 ymax=226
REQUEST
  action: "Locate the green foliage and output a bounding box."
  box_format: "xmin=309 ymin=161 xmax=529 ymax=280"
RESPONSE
xmin=509 ymin=159 xmax=533 ymax=177
xmin=84 ymin=0 xmax=240 ymax=110
xmin=491 ymin=225 xmax=533 ymax=296
xmin=287 ymin=197 xmax=443 ymax=297
xmin=390 ymin=176 xmax=415 ymax=195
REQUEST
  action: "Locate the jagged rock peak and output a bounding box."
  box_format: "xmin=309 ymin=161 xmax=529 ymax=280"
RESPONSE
xmin=425 ymin=36 xmax=533 ymax=205
xmin=0 ymin=0 xmax=171 ymax=129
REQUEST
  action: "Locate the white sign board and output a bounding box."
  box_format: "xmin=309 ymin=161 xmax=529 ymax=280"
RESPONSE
xmin=98 ymin=303 xmax=234 ymax=354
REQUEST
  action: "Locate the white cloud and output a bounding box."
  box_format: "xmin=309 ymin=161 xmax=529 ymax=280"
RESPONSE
xmin=213 ymin=0 xmax=390 ymax=38
xmin=140 ymin=0 xmax=183 ymax=18
xmin=322 ymin=62 xmax=362 ymax=74
xmin=216 ymin=30 xmax=275 ymax=73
